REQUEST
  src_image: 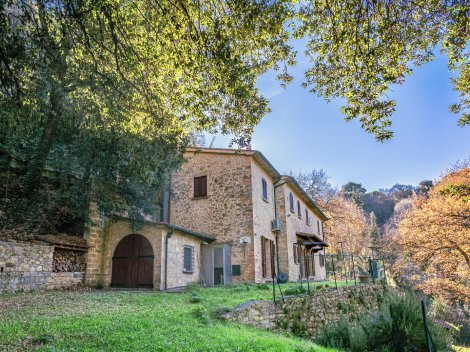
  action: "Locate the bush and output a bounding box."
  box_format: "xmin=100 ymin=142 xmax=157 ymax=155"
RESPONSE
xmin=192 ymin=306 xmax=211 ymax=325
xmin=255 ymin=283 xmax=270 ymax=290
xmin=189 ymin=293 xmax=203 ymax=304
xmin=186 ymin=282 xmax=200 ymax=292
xmin=315 ymin=292 xmax=451 ymax=351
xmin=283 ymin=286 xmax=307 ymax=296
xmin=315 ymin=319 xmax=351 ymax=349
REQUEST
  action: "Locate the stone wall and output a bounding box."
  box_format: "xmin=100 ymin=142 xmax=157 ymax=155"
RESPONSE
xmin=0 ymin=241 xmax=84 ymax=293
xmin=277 ymin=182 xmax=326 ymax=282
xmin=221 ymin=284 xmax=389 ymax=338
xmin=164 ymin=230 xmax=202 ymax=290
xmin=170 ymin=150 xmax=256 ymax=283
xmin=251 ymin=159 xmax=277 ymax=282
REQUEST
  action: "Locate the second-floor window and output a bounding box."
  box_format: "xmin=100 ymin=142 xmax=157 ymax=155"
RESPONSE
xmin=262 ymin=178 xmax=268 ymax=201
xmin=317 ymin=220 xmax=321 ymax=234
xmin=194 ymin=176 xmax=207 ymax=198
xmin=305 ymin=209 xmax=309 ymax=225
xmin=297 ymin=200 xmax=301 ymax=218
xmin=289 ymin=192 xmax=294 ymax=212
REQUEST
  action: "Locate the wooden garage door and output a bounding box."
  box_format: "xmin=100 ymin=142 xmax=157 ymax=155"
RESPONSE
xmin=111 ymin=234 xmax=154 ymax=288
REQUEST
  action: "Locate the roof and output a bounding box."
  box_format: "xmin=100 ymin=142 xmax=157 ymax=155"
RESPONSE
xmin=110 ymin=215 xmax=215 ymax=243
xmin=277 ymin=176 xmax=329 ymax=221
xmin=36 ymin=234 xmax=89 ymax=251
xmin=185 ymin=147 xmax=280 ymax=179
xmin=185 ymin=148 xmax=327 ymax=221
xmin=165 ymin=223 xmax=215 ymax=243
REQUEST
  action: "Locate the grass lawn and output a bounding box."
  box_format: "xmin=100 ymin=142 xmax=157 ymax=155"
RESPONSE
xmin=0 ymin=282 xmax=345 ymax=352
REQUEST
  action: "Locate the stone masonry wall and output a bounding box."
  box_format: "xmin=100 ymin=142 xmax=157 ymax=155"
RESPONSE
xmin=170 ymin=150 xmax=255 ymax=283
xmin=251 ymin=159 xmax=277 ymax=283
xmin=0 ymin=241 xmax=84 ymax=293
xmin=221 ymin=284 xmax=389 ymax=338
xmin=277 ymin=182 xmax=326 ymax=282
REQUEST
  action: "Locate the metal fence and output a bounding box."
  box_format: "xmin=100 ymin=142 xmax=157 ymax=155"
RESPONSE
xmin=422 ymin=299 xmax=470 ymax=350
xmin=270 ymin=253 xmax=387 ymax=302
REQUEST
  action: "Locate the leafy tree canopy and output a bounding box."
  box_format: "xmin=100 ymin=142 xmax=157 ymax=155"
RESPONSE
xmin=294 ymin=0 xmax=470 ymax=140
xmin=0 ymin=0 xmax=295 ymax=238
xmin=398 ymin=167 xmax=470 ymax=303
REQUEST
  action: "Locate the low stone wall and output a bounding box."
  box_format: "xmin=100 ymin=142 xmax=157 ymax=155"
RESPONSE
xmin=0 ymin=241 xmax=84 ymax=293
xmin=221 ymin=284 xmax=389 ymax=337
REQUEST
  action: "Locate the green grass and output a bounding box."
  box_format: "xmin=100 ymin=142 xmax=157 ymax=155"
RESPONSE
xmin=0 ymin=283 xmax=342 ymax=352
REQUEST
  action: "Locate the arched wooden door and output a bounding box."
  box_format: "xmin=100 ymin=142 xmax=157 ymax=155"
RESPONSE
xmin=111 ymin=234 xmax=154 ymax=288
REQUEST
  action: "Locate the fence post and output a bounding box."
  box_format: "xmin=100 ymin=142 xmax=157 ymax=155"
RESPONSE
xmin=331 ymin=256 xmax=338 ymax=290
xmin=421 ymin=300 xmax=433 ymax=352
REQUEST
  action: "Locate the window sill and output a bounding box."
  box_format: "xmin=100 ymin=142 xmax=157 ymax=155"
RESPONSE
xmin=183 ymin=270 xmax=194 ymax=274
xmin=262 ymin=197 xmax=269 ymax=203
xmin=192 ymin=195 xmax=208 ymax=200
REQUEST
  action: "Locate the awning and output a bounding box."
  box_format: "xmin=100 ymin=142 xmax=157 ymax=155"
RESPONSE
xmin=296 ymin=232 xmax=329 ymax=248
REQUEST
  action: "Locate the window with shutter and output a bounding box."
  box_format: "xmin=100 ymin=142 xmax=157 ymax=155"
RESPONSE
xmin=193 ymin=176 xmax=207 ymax=198
xmin=183 ymin=246 xmax=194 ymax=273
xmin=293 ymin=244 xmax=299 ymax=264
xmin=297 ymin=200 xmax=301 ymax=218
xmin=262 ymin=178 xmax=268 ymax=200
xmin=305 ymin=209 xmax=309 ymax=225
xmin=317 ymin=220 xmax=320 ymax=234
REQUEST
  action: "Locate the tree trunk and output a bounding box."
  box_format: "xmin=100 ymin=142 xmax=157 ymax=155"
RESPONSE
xmin=23 ymin=84 xmax=63 ymax=193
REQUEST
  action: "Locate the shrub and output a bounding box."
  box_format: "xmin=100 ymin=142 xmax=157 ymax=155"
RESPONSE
xmin=283 ymin=286 xmax=307 ymax=296
xmin=255 ymin=283 xmax=270 ymax=290
xmin=192 ymin=306 xmax=210 ymax=325
xmin=315 ymin=319 xmax=351 ymax=349
xmin=186 ymin=282 xmax=200 ymax=292
xmin=349 ymin=325 xmax=367 ymax=352
xmin=189 ymin=293 xmax=203 ymax=304
xmin=314 ymin=292 xmax=451 ymax=351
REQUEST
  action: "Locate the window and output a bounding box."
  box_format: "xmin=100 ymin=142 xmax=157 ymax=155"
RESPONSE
xmin=193 ymin=176 xmax=207 ymax=198
xmin=293 ymin=244 xmax=299 ymax=264
xmin=289 ymin=192 xmax=294 ymax=212
xmin=317 ymin=220 xmax=321 ymax=234
xmin=297 ymin=200 xmax=301 ymax=218
xmin=305 ymin=209 xmax=310 ymax=225
xmin=319 ymin=254 xmax=325 ymax=267
xmin=183 ymin=245 xmax=194 ymax=273
xmin=262 ymin=178 xmax=268 ymax=201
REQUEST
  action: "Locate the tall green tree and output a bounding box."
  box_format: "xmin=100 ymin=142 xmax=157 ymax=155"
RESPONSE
xmin=294 ymin=0 xmax=470 ymax=140
xmin=0 ymin=0 xmax=295 ymax=237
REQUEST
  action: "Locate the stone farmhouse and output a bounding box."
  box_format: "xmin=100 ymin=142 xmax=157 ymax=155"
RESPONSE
xmin=84 ymin=147 xmax=329 ymax=290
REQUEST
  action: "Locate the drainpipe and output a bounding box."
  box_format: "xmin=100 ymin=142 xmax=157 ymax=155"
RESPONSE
xmin=164 ymin=230 xmax=173 ymax=290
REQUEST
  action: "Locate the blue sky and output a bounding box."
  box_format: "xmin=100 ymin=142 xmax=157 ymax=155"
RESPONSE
xmin=209 ymin=42 xmax=470 ymax=191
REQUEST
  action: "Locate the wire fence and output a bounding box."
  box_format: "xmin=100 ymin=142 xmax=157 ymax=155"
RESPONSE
xmin=269 ymin=254 xmax=387 ymax=303
xmin=422 ymin=299 xmax=470 ymax=350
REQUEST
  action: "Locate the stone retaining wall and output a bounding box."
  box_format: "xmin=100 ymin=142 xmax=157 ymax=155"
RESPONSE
xmin=0 ymin=241 xmax=85 ymax=293
xmin=221 ymin=284 xmax=389 ymax=337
